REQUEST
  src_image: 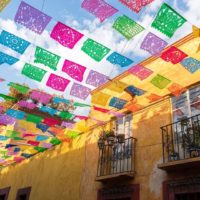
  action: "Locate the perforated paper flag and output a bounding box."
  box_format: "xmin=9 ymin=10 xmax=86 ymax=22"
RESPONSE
xmin=161 ymin=46 xmax=188 ymax=64
xmin=113 ymin=15 xmax=144 ymax=40
xmin=34 ymin=46 xmax=60 ymax=71
xmin=151 ymin=3 xmax=186 ymax=38
xmin=146 ymin=93 xmax=162 ymax=102
xmin=93 ymin=106 xmax=110 ymax=113
xmin=168 ymin=83 xmax=186 ymax=97
xmin=151 ymin=74 xmax=171 ymax=89
xmin=6 ymin=109 xmax=25 ymax=120
xmin=8 ymin=82 xmax=29 ymax=94
xmin=39 ymin=106 xmax=57 ymax=116
xmin=46 ymin=74 xmax=70 ymax=92
xmin=106 ymin=52 xmax=133 ymax=67
xmin=107 ymin=81 xmax=128 ymax=93
xmin=181 ymin=57 xmax=200 ymax=74
xmin=53 ymin=97 xmax=70 ymax=104
xmin=0 ymin=94 xmax=18 ymax=101
xmin=62 ymin=59 xmax=86 ymax=82
xmin=91 ymin=92 xmax=110 ymax=106
xmin=70 ymin=83 xmax=91 ymax=100
xmin=14 ymin=1 xmax=51 ymax=34
xmin=125 ymin=85 xmax=145 ymax=96
xmin=81 ymin=39 xmax=110 ymax=62
xmin=30 ymin=90 xmax=52 ymax=105
xmin=81 ymin=0 xmax=118 ymax=22
xmin=109 ymin=97 xmax=127 ymax=109
xmin=128 ymin=64 xmax=153 ymax=80
xmin=43 ymin=118 xmax=60 ymax=126
xmin=36 ymin=135 xmax=48 ymax=141
xmin=0 ymin=114 xmax=16 ymax=125
xmin=118 ymin=0 xmax=142 ymax=13
xmin=36 ymin=123 xmax=49 ymax=132
xmin=18 ymin=100 xmax=36 ymax=109
xmin=86 ymin=70 xmax=108 ymax=87
xmin=61 ymin=121 xmax=75 ymax=129
xmin=140 ymin=32 xmax=168 ymax=55
xmin=58 ymin=111 xmax=74 ymax=120
xmin=0 ymin=52 xmax=19 ymax=65
xmin=50 ymin=22 xmax=83 ymax=49
xmin=26 ymin=114 xmax=43 ymax=124
xmin=22 ymin=63 xmax=47 ymax=82
xmin=0 ymin=0 xmax=11 ymax=12
xmin=126 ymin=103 xmax=143 ymax=112
xmin=0 ymin=30 xmax=30 ymax=54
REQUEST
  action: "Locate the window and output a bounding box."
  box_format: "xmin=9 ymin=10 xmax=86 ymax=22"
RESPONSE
xmin=16 ymin=187 xmax=31 ymax=200
xmin=115 ymin=113 xmax=133 ymax=138
xmin=172 ymin=85 xmax=200 ymax=122
xmin=0 ymin=187 xmax=10 ymax=200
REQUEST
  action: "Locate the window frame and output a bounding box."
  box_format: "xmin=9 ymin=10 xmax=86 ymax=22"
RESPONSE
xmin=16 ymin=187 xmax=31 ymax=200
xmin=0 ymin=187 xmax=10 ymax=200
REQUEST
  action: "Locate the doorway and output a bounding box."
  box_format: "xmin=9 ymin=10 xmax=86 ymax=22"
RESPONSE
xmin=175 ymin=192 xmax=200 ymax=200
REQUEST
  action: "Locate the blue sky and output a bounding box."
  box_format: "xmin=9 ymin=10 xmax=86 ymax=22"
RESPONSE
xmin=0 ymin=0 xmax=198 ymax=109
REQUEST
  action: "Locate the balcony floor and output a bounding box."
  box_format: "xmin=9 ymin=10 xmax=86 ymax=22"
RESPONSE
xmin=96 ymin=171 xmax=135 ymax=182
xmin=158 ymin=156 xmax=200 ymax=171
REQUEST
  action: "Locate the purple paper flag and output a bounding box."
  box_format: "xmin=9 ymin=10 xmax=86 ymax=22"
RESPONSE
xmin=70 ymin=83 xmax=91 ymax=100
xmin=140 ymin=32 xmax=168 ymax=55
xmin=86 ymin=70 xmax=108 ymax=87
xmin=61 ymin=121 xmax=75 ymax=129
xmin=0 ymin=114 xmax=16 ymax=125
xmin=14 ymin=1 xmax=51 ymax=34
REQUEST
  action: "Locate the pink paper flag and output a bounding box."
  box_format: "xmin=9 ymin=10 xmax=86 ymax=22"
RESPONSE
xmin=70 ymin=83 xmax=91 ymax=100
xmin=50 ymin=22 xmax=83 ymax=49
xmin=30 ymin=90 xmax=52 ymax=105
xmin=46 ymin=74 xmax=70 ymax=92
xmin=128 ymin=64 xmax=153 ymax=80
xmin=81 ymin=0 xmax=118 ymax=22
xmin=0 ymin=78 xmax=5 ymax=82
xmin=18 ymin=100 xmax=37 ymax=110
xmin=62 ymin=59 xmax=86 ymax=82
xmin=41 ymin=142 xmax=52 ymax=149
xmin=75 ymin=115 xmax=88 ymax=120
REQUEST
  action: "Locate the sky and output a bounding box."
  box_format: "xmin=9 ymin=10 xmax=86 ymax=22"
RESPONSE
xmin=0 ymin=0 xmax=200 ymax=116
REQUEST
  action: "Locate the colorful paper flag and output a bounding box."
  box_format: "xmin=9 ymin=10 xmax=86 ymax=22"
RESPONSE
xmin=151 ymin=74 xmax=171 ymax=89
xmin=58 ymin=111 xmax=74 ymax=120
xmin=161 ymin=46 xmax=188 ymax=64
xmin=93 ymin=106 xmax=110 ymax=113
xmin=151 ymin=3 xmax=186 ymax=38
xmin=26 ymin=114 xmax=43 ymax=124
xmin=53 ymin=97 xmax=70 ymax=104
xmin=34 ymin=46 xmax=61 ymax=70
xmin=73 ymin=102 xmax=91 ymax=107
xmin=118 ymin=0 xmax=142 ymax=13
xmin=0 ymin=93 xmax=18 ymax=101
xmin=18 ymin=100 xmax=37 ymax=110
xmin=50 ymin=22 xmax=83 ymax=49
xmin=81 ymin=0 xmax=118 ymax=22
xmin=126 ymin=103 xmax=143 ymax=112
xmin=14 ymin=1 xmax=51 ymax=34
xmin=168 ymin=83 xmax=186 ymax=97
xmin=81 ymin=38 xmax=110 ymax=62
xmin=21 ymin=63 xmax=47 ymax=82
xmin=107 ymin=81 xmax=128 ymax=93
xmin=0 ymin=114 xmax=16 ymax=125
xmin=8 ymin=82 xmax=29 ymax=94
xmin=0 ymin=30 xmax=30 ymax=54
xmin=46 ymin=74 xmax=70 ymax=92
xmin=91 ymin=92 xmax=110 ymax=106
xmin=0 ymin=0 xmax=11 ymax=12
xmin=70 ymin=83 xmax=91 ymax=100
xmin=86 ymin=70 xmax=108 ymax=87
xmin=124 ymin=85 xmax=145 ymax=96
xmin=140 ymin=32 xmax=168 ymax=55
xmin=36 ymin=123 xmax=49 ymax=132
xmin=106 ymin=52 xmax=133 ymax=67
xmin=50 ymin=138 xmax=61 ymax=145
xmin=0 ymin=51 xmax=19 ymax=65
xmin=61 ymin=121 xmax=75 ymax=129
xmin=146 ymin=93 xmax=162 ymax=102
xmin=36 ymin=135 xmax=48 ymax=141
xmin=30 ymin=90 xmax=52 ymax=105
xmin=43 ymin=118 xmax=60 ymax=126
xmin=62 ymin=59 xmax=86 ymax=82
xmin=39 ymin=106 xmax=57 ymax=116
xmin=6 ymin=109 xmax=25 ymax=120
xmin=181 ymin=57 xmax=200 ymax=74
xmin=113 ymin=15 xmax=144 ymax=40
xmin=128 ymin=64 xmax=153 ymax=80
xmin=109 ymin=97 xmax=127 ymax=109
xmin=66 ymin=130 xmax=80 ymax=139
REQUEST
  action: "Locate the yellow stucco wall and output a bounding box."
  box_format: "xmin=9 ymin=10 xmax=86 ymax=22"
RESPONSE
xmin=0 ymin=98 xmax=182 ymax=200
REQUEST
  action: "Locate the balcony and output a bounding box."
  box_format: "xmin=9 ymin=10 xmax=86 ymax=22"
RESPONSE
xmin=96 ymin=136 xmax=136 ymax=182
xmin=158 ymin=114 xmax=200 ymax=171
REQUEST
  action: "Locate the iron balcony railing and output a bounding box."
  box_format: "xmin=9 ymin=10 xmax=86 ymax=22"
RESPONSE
xmin=97 ymin=137 xmax=136 ymax=177
xmin=161 ymin=114 xmax=200 ymax=163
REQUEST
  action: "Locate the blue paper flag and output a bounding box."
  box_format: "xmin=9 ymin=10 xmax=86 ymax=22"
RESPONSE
xmin=106 ymin=52 xmax=133 ymax=67
xmin=21 ymin=153 xmax=33 ymax=158
xmin=109 ymin=97 xmax=127 ymax=109
xmin=0 ymin=135 xmax=9 ymax=141
xmin=6 ymin=109 xmax=25 ymax=120
xmin=0 ymin=51 xmax=19 ymax=65
xmin=36 ymin=135 xmax=49 ymax=141
xmin=14 ymin=148 xmax=21 ymax=152
xmin=0 ymin=30 xmax=30 ymax=54
xmin=36 ymin=123 xmax=49 ymax=132
xmin=181 ymin=57 xmax=200 ymax=73
xmin=53 ymin=97 xmax=70 ymax=104
xmin=5 ymin=144 xmax=17 ymax=148
xmin=125 ymin=85 xmax=145 ymax=96
xmin=39 ymin=106 xmax=57 ymax=116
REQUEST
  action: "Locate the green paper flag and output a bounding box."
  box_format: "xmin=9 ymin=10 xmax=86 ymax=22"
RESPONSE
xmin=21 ymin=63 xmax=47 ymax=82
xmin=113 ymin=15 xmax=144 ymax=40
xmin=34 ymin=46 xmax=61 ymax=71
xmin=0 ymin=94 xmax=18 ymax=101
xmin=26 ymin=114 xmax=43 ymax=124
xmin=81 ymin=39 xmax=110 ymax=62
xmin=73 ymin=102 xmax=91 ymax=107
xmin=8 ymin=82 xmax=29 ymax=94
xmin=58 ymin=111 xmax=74 ymax=120
xmin=151 ymin=74 xmax=171 ymax=89
xmin=67 ymin=131 xmax=80 ymax=139
xmin=34 ymin=146 xmax=46 ymax=152
xmin=5 ymin=130 xmax=19 ymax=138
xmin=151 ymin=3 xmax=186 ymax=38
xmin=13 ymin=136 xmax=25 ymax=140
xmin=50 ymin=138 xmax=61 ymax=145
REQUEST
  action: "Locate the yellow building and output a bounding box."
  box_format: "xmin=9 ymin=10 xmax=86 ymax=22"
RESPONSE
xmin=0 ymin=31 xmax=200 ymax=200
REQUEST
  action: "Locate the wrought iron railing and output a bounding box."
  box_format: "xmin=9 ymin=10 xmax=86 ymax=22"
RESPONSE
xmin=97 ymin=137 xmax=136 ymax=177
xmin=161 ymin=114 xmax=200 ymax=163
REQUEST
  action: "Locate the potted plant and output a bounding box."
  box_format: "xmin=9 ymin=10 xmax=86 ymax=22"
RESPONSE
xmin=104 ymin=130 xmax=116 ymax=146
xmin=117 ymin=134 xmax=125 ymax=143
